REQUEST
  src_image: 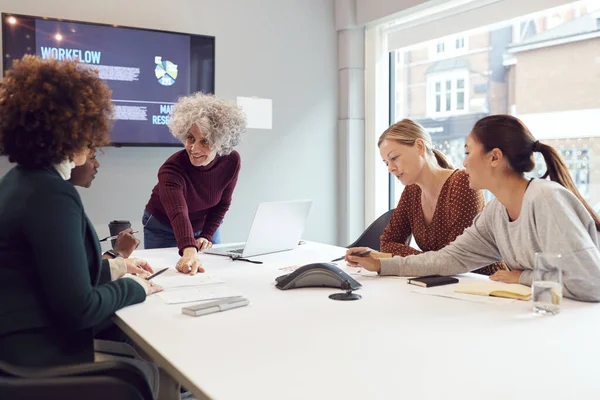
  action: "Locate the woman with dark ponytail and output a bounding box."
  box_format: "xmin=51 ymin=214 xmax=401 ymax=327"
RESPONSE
xmin=535 ymin=142 xmax=600 ymax=230
xmin=348 ymin=115 xmax=600 ymax=302
xmin=377 ymin=119 xmax=507 ymax=275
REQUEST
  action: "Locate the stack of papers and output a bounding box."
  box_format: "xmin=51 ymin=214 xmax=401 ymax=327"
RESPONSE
xmin=152 ymin=271 xmax=224 ymax=289
xmin=157 ymin=286 xmax=244 ymax=305
xmin=151 ymin=269 xmax=243 ymax=305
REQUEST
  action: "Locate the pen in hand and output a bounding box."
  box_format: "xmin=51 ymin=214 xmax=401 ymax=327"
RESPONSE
xmin=145 ymin=267 xmax=169 ymax=280
xmin=99 ymin=231 xmax=139 ymax=242
xmin=331 ymin=250 xmax=372 ymax=262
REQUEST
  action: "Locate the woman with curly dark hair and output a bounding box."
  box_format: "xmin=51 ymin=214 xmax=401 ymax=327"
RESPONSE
xmin=0 ymin=56 xmax=162 ymax=373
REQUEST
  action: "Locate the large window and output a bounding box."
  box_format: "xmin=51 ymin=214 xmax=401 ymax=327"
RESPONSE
xmin=429 ymin=35 xmax=469 ymax=59
xmin=388 ymin=0 xmax=600 ymax=208
xmin=427 ymin=71 xmax=468 ymax=116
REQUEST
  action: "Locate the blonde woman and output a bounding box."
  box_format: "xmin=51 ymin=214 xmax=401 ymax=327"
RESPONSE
xmin=378 ymin=119 xmax=506 ymax=275
xmin=143 ymin=93 xmax=246 ymax=274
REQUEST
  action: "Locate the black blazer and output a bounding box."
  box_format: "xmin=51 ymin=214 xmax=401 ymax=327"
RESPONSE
xmin=0 ymin=166 xmax=145 ymax=367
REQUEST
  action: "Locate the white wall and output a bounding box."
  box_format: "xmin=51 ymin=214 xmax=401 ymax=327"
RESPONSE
xmin=0 ymin=0 xmax=339 ymax=246
xmin=356 ymin=0 xmax=430 ymax=25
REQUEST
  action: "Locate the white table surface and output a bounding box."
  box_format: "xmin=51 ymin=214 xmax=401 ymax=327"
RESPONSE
xmin=114 ymin=242 xmax=600 ymax=400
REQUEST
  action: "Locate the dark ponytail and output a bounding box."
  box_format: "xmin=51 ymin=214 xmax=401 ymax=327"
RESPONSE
xmin=472 ymin=114 xmax=600 ymax=231
xmin=537 ymin=143 xmax=600 ymax=231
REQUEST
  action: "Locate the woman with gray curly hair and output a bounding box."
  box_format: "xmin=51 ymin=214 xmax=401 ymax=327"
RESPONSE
xmin=143 ymin=92 xmax=246 ymax=274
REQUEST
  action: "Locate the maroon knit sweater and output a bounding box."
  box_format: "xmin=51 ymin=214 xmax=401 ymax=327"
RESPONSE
xmin=145 ymin=149 xmax=241 ymax=252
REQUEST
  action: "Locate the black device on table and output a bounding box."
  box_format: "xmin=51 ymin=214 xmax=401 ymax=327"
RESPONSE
xmin=275 ymin=263 xmax=361 ymax=291
xmin=407 ymin=275 xmax=459 ymax=288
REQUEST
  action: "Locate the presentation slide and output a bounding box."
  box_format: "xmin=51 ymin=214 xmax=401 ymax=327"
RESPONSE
xmin=34 ymin=20 xmax=192 ymax=145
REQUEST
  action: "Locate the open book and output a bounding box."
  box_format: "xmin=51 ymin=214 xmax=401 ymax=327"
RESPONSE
xmin=454 ymin=281 xmax=532 ymax=301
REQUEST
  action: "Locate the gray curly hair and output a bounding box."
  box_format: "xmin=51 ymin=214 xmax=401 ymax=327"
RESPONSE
xmin=168 ymin=92 xmax=246 ymax=155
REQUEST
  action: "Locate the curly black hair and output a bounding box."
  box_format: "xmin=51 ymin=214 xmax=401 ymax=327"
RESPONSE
xmin=0 ymin=55 xmax=113 ymax=168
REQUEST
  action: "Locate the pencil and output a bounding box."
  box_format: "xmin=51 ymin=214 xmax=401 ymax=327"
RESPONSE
xmin=99 ymin=230 xmax=139 ymax=242
xmin=146 ymin=267 xmax=169 ymax=280
xmin=331 ymin=250 xmax=371 ymax=262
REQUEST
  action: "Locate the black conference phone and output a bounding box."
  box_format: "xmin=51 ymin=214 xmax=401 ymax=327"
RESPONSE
xmin=275 ymin=263 xmax=362 ymax=291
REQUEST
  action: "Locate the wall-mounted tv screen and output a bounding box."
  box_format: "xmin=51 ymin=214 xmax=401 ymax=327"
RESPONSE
xmin=2 ymin=14 xmax=215 ymax=146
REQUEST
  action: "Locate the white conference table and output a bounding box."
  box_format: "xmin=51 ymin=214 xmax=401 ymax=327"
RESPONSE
xmin=114 ymin=242 xmax=600 ymax=400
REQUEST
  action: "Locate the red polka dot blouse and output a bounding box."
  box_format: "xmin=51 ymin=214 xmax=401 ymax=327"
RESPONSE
xmin=380 ymin=170 xmax=507 ymax=275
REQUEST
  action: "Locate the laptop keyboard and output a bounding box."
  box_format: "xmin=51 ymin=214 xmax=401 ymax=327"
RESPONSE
xmin=229 ymin=248 xmax=245 ymax=254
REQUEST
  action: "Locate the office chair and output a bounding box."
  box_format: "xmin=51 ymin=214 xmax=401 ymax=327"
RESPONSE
xmin=0 ymin=360 xmax=153 ymax=400
xmin=347 ymin=209 xmax=395 ymax=251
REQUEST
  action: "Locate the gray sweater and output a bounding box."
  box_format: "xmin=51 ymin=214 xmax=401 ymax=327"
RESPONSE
xmin=380 ymin=179 xmax=600 ymax=302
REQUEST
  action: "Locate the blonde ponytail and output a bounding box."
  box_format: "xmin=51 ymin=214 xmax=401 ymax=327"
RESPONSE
xmin=433 ymin=149 xmax=454 ymax=169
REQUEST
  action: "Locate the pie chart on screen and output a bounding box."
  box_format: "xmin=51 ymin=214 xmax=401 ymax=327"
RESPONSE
xmin=155 ymin=57 xmax=178 ymax=86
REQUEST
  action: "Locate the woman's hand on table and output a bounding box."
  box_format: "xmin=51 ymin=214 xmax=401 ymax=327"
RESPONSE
xmin=126 ymin=275 xmax=163 ymax=295
xmin=176 ymin=247 xmax=205 ymax=275
xmin=124 ymin=258 xmax=154 ymax=278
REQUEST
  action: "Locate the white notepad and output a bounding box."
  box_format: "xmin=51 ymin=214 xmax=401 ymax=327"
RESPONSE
xmin=151 ymin=270 xmax=224 ymax=289
xmin=157 ymin=285 xmax=243 ymax=305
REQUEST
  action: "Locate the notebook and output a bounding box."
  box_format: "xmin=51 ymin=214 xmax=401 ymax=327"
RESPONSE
xmin=454 ymin=282 xmax=532 ymax=301
xmin=408 ymin=275 xmax=459 ymax=288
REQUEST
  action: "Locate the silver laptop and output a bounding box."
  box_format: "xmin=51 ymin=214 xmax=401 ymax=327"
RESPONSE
xmin=204 ymin=200 xmax=312 ymax=258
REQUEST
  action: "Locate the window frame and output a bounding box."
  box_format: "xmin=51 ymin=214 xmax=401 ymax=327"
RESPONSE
xmin=426 ymin=70 xmax=470 ymax=117
xmin=367 ymin=0 xmax=587 ymax=223
xmin=429 ymin=35 xmax=470 ymax=59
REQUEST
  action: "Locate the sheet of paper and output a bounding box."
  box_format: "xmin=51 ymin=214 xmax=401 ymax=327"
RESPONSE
xmin=151 ymin=269 xmax=224 ymax=289
xmin=339 ymin=266 xmax=379 ymax=277
xmin=157 ymin=285 xmax=243 ymax=305
xmin=237 ymin=96 xmax=272 ymax=129
xmin=411 ymin=285 xmax=516 ymax=305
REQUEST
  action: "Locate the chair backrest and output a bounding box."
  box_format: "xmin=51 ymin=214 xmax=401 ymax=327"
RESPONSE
xmin=347 ymin=209 xmax=395 ymax=250
xmin=0 ymin=360 xmax=152 ymax=400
